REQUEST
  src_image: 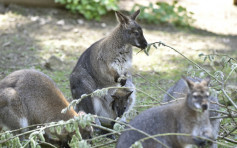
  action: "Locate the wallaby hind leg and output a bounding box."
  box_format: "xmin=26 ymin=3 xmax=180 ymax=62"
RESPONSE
xmin=0 ymin=88 xmax=27 ymax=138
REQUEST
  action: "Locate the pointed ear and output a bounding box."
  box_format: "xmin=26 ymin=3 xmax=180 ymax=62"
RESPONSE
xmin=126 ymin=91 xmax=133 ymax=98
xmin=115 ymin=11 xmax=129 ymax=24
xmin=130 ymin=9 xmax=140 ymax=20
xmin=182 ymin=76 xmax=194 ymax=90
xmin=202 ymin=76 xmax=211 ymax=86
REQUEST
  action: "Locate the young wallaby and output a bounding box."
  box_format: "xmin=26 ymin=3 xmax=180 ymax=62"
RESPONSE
xmin=0 ymin=69 xmax=93 ymax=147
xmin=163 ymin=77 xmax=220 ymax=148
xmin=70 ymin=9 xmax=147 ymax=115
xmin=116 ymin=77 xmax=214 ymax=148
xmin=93 ymin=89 xmax=133 ymax=128
xmin=93 ymin=76 xmax=136 ymax=128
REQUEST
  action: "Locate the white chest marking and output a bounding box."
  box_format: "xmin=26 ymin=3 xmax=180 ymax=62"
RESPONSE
xmin=19 ymin=117 xmax=28 ymax=128
xmin=110 ymin=47 xmax=132 ymax=75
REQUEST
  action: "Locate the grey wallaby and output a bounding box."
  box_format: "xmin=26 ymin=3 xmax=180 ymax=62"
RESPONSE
xmin=116 ymin=77 xmax=214 ymax=148
xmin=0 ymin=69 xmax=93 ymax=148
xmin=69 ymin=9 xmax=147 ymax=117
xmin=163 ymin=77 xmax=220 ymax=148
xmin=93 ymin=77 xmax=136 ymax=128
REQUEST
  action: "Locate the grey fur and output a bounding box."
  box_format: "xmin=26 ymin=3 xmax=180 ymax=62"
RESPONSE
xmin=117 ymin=78 xmax=214 ymax=148
xmin=163 ymin=77 xmax=220 ymax=148
xmin=93 ymin=77 xmax=135 ymax=128
xmin=70 ymin=10 xmax=147 ymax=122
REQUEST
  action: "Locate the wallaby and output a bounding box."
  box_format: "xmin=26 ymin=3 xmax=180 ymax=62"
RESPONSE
xmin=116 ymin=77 xmax=214 ymax=148
xmin=70 ymin=9 xmax=147 ymax=117
xmin=93 ymin=88 xmax=133 ymax=128
xmin=163 ymin=77 xmax=220 ymax=148
xmin=0 ymin=69 xmax=93 ymax=147
xmin=93 ymin=76 xmax=136 ymax=129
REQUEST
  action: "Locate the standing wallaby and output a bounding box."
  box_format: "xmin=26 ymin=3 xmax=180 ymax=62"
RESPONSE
xmin=163 ymin=77 xmax=220 ymax=148
xmin=116 ymin=77 xmax=214 ymax=148
xmin=0 ymin=69 xmax=93 ymax=147
xmin=70 ymin=9 xmax=147 ymax=116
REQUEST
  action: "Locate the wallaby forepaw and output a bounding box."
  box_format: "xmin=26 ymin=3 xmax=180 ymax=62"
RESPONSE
xmin=117 ymin=75 xmax=128 ymax=86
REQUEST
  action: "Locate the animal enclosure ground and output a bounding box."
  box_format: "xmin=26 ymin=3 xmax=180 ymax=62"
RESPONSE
xmin=0 ymin=0 xmax=237 ymax=147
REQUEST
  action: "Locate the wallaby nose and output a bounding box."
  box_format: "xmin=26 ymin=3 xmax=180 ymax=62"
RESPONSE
xmin=143 ymin=41 xmax=148 ymax=48
xmin=193 ymin=138 xmax=207 ymax=147
xmin=202 ymin=104 xmax=208 ymax=111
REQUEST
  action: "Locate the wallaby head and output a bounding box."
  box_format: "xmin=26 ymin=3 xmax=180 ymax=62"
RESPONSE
xmin=115 ymin=10 xmax=147 ymax=49
xmin=184 ymin=76 xmax=211 ymax=112
xmin=111 ymin=90 xmax=133 ymax=117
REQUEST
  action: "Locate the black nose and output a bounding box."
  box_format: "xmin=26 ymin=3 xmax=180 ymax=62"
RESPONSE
xmin=143 ymin=41 xmax=148 ymax=48
xmin=193 ymin=138 xmax=207 ymax=147
xmin=202 ymin=104 xmax=208 ymax=111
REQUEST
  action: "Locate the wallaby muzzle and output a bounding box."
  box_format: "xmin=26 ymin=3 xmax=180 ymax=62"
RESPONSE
xmin=193 ymin=137 xmax=213 ymax=147
xmin=139 ymin=38 xmax=148 ymax=49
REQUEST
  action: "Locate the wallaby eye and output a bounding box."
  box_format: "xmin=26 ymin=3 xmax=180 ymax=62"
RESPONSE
xmin=193 ymin=95 xmax=198 ymax=99
xmin=133 ymin=30 xmax=139 ymax=36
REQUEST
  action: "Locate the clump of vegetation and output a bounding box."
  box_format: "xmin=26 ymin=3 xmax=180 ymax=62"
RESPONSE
xmin=131 ymin=1 xmax=195 ymax=27
xmin=54 ymin=0 xmax=119 ymax=20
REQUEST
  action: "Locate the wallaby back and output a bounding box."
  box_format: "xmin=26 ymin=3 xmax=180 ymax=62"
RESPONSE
xmin=0 ymin=69 xmax=92 ymax=147
xmin=117 ymin=77 xmax=214 ymax=148
xmin=70 ymin=10 xmax=147 ymax=115
xmin=163 ymin=77 xmax=220 ymax=148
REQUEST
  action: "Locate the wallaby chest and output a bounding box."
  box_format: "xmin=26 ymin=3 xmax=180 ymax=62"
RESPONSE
xmin=109 ymin=45 xmax=132 ymax=76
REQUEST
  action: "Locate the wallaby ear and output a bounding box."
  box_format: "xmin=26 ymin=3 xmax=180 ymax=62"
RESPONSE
xmin=201 ymin=76 xmax=211 ymax=86
xmin=111 ymin=95 xmax=118 ymax=100
xmin=130 ymin=9 xmax=140 ymax=20
xmin=115 ymin=11 xmax=129 ymax=24
xmin=182 ymin=76 xmax=194 ymax=90
xmin=126 ymin=91 xmax=133 ymax=98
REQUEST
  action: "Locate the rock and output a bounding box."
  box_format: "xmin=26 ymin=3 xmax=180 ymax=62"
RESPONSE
xmin=44 ymin=55 xmax=63 ymax=71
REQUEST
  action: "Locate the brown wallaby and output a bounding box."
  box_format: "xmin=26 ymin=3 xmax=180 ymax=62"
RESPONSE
xmin=163 ymin=77 xmax=220 ymax=148
xmin=0 ymin=69 xmax=93 ymax=147
xmin=69 ymin=9 xmax=147 ymax=117
xmin=116 ymin=77 xmax=214 ymax=148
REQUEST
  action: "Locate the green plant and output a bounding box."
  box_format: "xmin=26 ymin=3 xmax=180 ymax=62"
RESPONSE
xmin=55 ymin=0 xmax=119 ymax=21
xmin=132 ymin=1 xmax=195 ymax=27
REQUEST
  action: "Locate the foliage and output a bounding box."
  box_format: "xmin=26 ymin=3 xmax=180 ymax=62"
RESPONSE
xmin=54 ymin=0 xmax=119 ymax=20
xmin=132 ymin=1 xmax=195 ymax=27
xmin=0 ymin=114 xmax=94 ymax=148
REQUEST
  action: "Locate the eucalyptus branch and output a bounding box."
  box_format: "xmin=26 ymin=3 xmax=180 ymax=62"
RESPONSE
xmin=0 ymin=123 xmax=44 ymax=136
xmin=135 ymin=88 xmax=160 ymax=101
xmin=137 ymin=132 xmax=232 ymax=148
xmin=147 ymin=41 xmax=223 ymax=85
xmin=208 ymin=109 xmax=230 ymax=115
xmin=221 ymin=88 xmax=237 ymax=110
xmin=91 ymin=140 xmax=117 ymax=148
xmin=224 ymin=64 xmax=237 ymax=85
xmin=91 ymin=123 xmax=115 ymax=134
xmin=135 ymin=73 xmax=176 ymax=100
xmin=221 ymin=126 xmax=237 ymax=139
xmin=206 ymin=54 xmax=237 ymax=63
xmin=0 ymin=116 xmax=93 ymax=144
xmin=62 ymin=86 xmax=135 ymax=113
xmin=147 ymin=41 xmax=237 ymax=110
xmin=218 ymin=136 xmax=237 ymax=144
xmin=209 ymin=100 xmax=237 ymax=113
xmin=38 ymin=141 xmax=58 ymax=148
xmin=210 ymin=115 xmax=237 ymax=119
